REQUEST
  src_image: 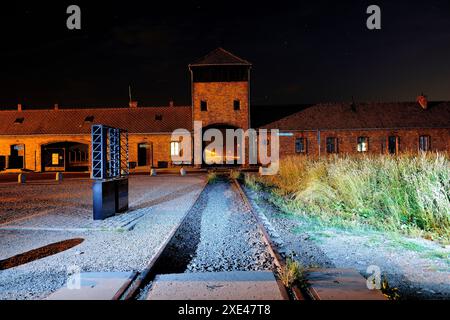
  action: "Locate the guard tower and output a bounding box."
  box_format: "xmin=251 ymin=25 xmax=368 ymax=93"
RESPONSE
xmin=189 ymin=48 xmax=252 ymax=131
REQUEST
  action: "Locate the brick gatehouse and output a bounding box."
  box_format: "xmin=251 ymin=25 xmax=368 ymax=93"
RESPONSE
xmin=0 ymin=48 xmax=449 ymax=172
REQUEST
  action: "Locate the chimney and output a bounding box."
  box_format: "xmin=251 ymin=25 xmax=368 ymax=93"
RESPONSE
xmin=54 ymin=103 xmax=59 ymax=111
xmin=129 ymin=101 xmax=138 ymax=108
xmin=169 ymin=100 xmax=174 ymax=108
xmin=417 ymin=94 xmax=428 ymax=110
xmin=18 ymin=103 xmax=22 ymax=112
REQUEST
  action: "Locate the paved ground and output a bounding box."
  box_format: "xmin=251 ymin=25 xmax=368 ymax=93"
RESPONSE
xmin=243 ymin=186 xmax=450 ymax=300
xmin=0 ymin=175 xmax=205 ymax=300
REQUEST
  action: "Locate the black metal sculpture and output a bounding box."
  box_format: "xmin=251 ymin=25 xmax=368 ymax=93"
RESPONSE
xmin=91 ymin=124 xmax=129 ymax=220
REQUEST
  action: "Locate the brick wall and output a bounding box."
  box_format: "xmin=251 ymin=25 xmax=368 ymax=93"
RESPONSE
xmin=192 ymin=81 xmax=249 ymax=130
xmin=0 ymin=133 xmax=177 ymax=172
xmin=275 ymin=128 xmax=450 ymax=158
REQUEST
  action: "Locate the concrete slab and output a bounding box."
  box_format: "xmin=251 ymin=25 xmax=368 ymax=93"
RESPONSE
xmin=305 ymin=268 xmax=387 ymax=300
xmin=147 ymin=271 xmax=287 ymax=300
xmin=46 ymin=272 xmax=135 ymax=300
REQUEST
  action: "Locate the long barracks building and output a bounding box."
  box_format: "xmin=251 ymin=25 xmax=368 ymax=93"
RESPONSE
xmin=0 ymin=48 xmax=449 ymax=172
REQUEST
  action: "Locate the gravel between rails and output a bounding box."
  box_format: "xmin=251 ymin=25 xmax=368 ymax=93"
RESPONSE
xmin=0 ymin=175 xmax=205 ymax=300
xmin=186 ymin=181 xmax=275 ymax=272
xmin=136 ymin=180 xmax=276 ymax=300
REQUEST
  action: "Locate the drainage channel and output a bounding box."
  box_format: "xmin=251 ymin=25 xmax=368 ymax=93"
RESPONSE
xmin=120 ymin=177 xmax=291 ymax=300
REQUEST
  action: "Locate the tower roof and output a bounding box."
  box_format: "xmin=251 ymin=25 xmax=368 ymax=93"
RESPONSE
xmin=189 ymin=48 xmax=251 ymax=67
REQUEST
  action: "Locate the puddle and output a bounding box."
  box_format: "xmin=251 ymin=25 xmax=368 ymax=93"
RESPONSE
xmin=0 ymin=238 xmax=84 ymax=270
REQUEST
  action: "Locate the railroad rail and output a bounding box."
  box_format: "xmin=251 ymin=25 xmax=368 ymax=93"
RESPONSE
xmin=115 ymin=172 xmax=306 ymax=300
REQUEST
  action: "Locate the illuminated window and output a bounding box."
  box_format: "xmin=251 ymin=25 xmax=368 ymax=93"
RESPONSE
xmin=419 ymin=135 xmax=431 ymax=152
xmin=357 ymin=137 xmax=369 ymax=152
xmin=295 ymin=138 xmax=307 ymax=153
xmin=326 ymin=137 xmax=338 ymax=154
xmin=171 ymin=141 xmax=181 ymax=157
xmin=200 ymin=100 xmax=208 ymax=112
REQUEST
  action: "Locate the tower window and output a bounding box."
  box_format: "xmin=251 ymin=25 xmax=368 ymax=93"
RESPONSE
xmin=200 ymin=100 xmax=208 ymax=112
xmin=295 ymin=138 xmax=307 ymax=154
xmin=155 ymin=114 xmax=163 ymax=121
xmin=419 ymin=135 xmax=431 ymax=152
xmin=326 ymin=137 xmax=338 ymax=154
xmin=233 ymin=100 xmax=240 ymax=111
xmin=357 ymin=137 xmax=369 ymax=152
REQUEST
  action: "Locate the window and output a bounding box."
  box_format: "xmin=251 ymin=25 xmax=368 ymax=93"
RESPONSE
xmin=419 ymin=135 xmax=431 ymax=152
xmin=170 ymin=141 xmax=181 ymax=157
xmin=155 ymin=114 xmax=163 ymax=121
xmin=326 ymin=137 xmax=338 ymax=154
xmin=14 ymin=117 xmax=24 ymax=124
xmin=84 ymin=115 xmax=94 ymax=123
xmin=52 ymin=153 xmax=60 ymax=165
xmin=357 ymin=137 xmax=369 ymax=152
xmin=295 ymin=138 xmax=307 ymax=154
xmin=200 ymin=100 xmax=208 ymax=111
xmin=388 ymin=136 xmax=399 ymax=155
xmin=233 ymin=100 xmax=240 ymax=111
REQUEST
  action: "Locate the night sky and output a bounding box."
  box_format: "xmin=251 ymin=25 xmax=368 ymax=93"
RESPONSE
xmin=0 ymin=1 xmax=449 ymax=108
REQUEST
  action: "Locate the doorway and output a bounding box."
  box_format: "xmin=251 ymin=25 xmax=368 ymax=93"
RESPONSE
xmin=9 ymin=144 xmax=25 ymax=169
xmin=41 ymin=142 xmax=89 ymax=172
xmin=138 ymin=143 xmax=153 ymax=167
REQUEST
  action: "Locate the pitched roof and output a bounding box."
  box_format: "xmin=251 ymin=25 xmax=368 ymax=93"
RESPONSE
xmin=0 ymin=106 xmax=192 ymax=135
xmin=189 ymin=48 xmax=251 ymax=67
xmin=259 ymin=102 xmax=450 ymax=130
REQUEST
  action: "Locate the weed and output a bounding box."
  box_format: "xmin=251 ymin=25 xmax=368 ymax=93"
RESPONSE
xmin=229 ymin=170 xmax=242 ymax=180
xmin=381 ymin=278 xmax=401 ymax=300
xmin=278 ymin=257 xmax=305 ymax=288
xmin=206 ymin=171 xmax=218 ymax=184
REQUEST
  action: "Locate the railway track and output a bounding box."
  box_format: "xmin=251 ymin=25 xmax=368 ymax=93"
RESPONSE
xmin=115 ymin=173 xmax=305 ymax=300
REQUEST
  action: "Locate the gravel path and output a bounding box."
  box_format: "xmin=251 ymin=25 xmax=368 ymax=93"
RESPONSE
xmin=185 ymin=181 xmax=274 ymax=272
xmin=243 ymin=185 xmax=450 ymax=300
xmin=137 ymin=180 xmax=276 ymax=300
xmin=0 ymin=175 xmax=205 ymax=300
xmin=149 ymin=180 xmax=275 ymax=276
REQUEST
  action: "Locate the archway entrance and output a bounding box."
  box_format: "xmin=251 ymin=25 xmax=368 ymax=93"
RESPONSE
xmin=202 ymin=124 xmax=242 ymax=168
xmin=41 ymin=142 xmax=89 ymax=172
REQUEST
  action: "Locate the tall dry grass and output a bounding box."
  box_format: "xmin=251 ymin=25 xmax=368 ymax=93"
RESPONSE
xmin=246 ymin=153 xmax=450 ymax=241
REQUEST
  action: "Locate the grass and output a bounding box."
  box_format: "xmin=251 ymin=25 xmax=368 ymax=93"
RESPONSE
xmin=206 ymin=171 xmax=219 ymax=184
xmin=245 ymin=153 xmax=450 ymax=243
xmin=229 ymin=170 xmax=242 ymax=180
xmin=381 ymin=278 xmax=401 ymax=300
xmin=278 ymin=258 xmax=305 ymax=288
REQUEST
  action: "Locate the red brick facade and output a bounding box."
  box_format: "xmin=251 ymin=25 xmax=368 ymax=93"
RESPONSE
xmin=0 ymin=48 xmax=449 ymax=172
xmin=276 ymin=128 xmax=450 ymax=158
xmin=192 ymin=81 xmax=249 ymax=130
